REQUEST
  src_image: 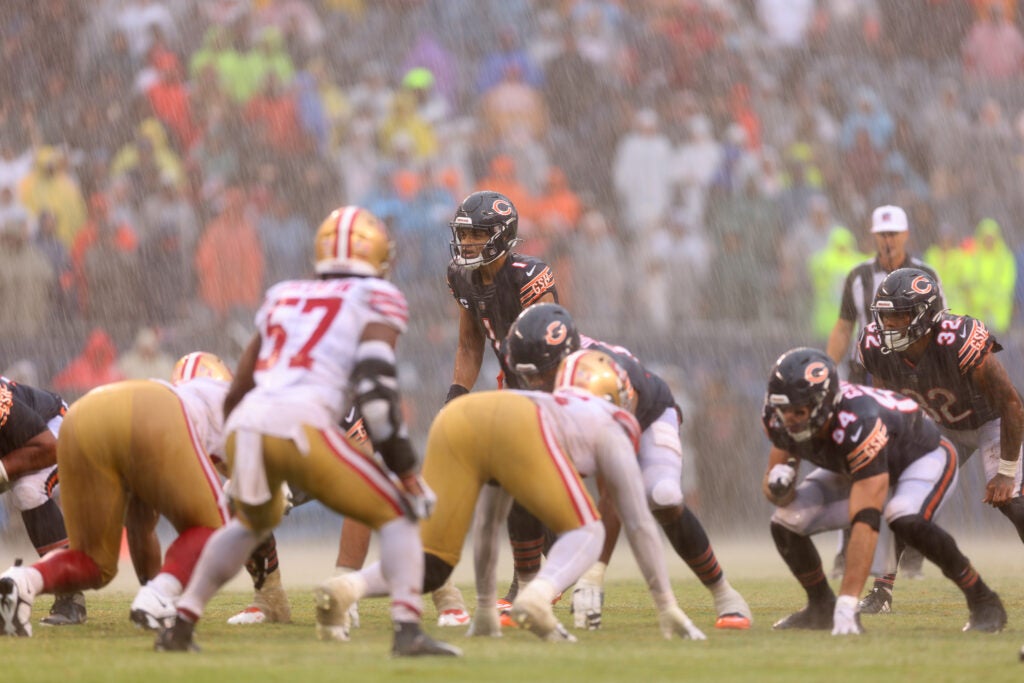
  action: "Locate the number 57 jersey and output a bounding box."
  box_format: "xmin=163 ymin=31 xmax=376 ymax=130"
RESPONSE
xmin=857 ymin=312 xmax=999 ymax=431
xmin=236 ymin=277 xmax=408 ymax=433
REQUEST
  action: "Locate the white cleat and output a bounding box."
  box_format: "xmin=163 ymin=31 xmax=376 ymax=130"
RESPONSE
xmin=437 ymin=608 xmax=471 ymax=627
xmin=130 ymin=583 xmax=177 ymax=631
xmin=0 ymin=566 xmax=36 ymax=637
xmin=313 ymin=574 xmax=359 ymax=642
xmin=510 ymin=584 xmax=576 ymax=643
xmin=227 ymin=606 xmax=268 ymax=625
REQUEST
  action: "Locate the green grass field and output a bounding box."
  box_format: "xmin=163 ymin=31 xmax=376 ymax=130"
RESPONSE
xmin=2 ymin=573 xmax=1022 ymax=683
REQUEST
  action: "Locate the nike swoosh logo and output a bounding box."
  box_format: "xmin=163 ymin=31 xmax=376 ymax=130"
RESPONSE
xmin=345 ymin=407 xmax=356 ymax=422
xmin=850 ymin=426 xmax=863 ymax=442
xmin=526 ymin=266 xmax=537 ymax=276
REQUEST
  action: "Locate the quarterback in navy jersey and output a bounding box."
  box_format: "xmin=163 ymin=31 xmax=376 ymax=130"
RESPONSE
xmin=854 ymin=267 xmax=1024 ymax=612
xmin=762 ymin=348 xmax=1005 ymax=635
xmin=443 ymin=191 xmax=558 ymax=612
xmin=0 ymin=376 xmax=87 ymax=626
xmin=505 ymin=304 xmax=752 ymax=631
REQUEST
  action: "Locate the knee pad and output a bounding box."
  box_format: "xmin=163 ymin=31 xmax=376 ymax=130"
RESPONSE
xmin=649 ymin=479 xmax=683 ymax=509
xmin=423 ymin=553 xmax=454 ymax=594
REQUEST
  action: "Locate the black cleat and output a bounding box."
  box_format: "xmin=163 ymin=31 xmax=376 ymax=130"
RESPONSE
xmin=858 ymin=587 xmax=892 ymax=614
xmin=155 ymin=617 xmax=200 ymax=652
xmin=963 ymin=592 xmax=1007 ymax=634
xmin=772 ymin=600 xmax=835 ymax=631
xmin=41 ymin=592 xmax=87 ymax=626
xmin=391 ymin=622 xmax=462 ymax=657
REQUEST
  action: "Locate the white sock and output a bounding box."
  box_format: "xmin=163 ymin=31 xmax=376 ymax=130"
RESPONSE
xmin=150 ymin=573 xmax=183 ymax=598
xmin=379 ymin=518 xmax=424 ymax=623
xmin=535 ymin=521 xmax=603 ymax=595
xmin=177 ymin=519 xmax=263 ymax=619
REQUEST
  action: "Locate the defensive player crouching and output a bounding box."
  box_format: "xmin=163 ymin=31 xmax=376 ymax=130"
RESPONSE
xmin=316 ymin=350 xmax=706 ymax=643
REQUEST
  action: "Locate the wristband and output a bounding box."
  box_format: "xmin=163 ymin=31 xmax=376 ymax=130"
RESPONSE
xmin=445 ymin=383 xmax=470 ymax=404
xmin=997 ymin=458 xmax=1018 ymax=478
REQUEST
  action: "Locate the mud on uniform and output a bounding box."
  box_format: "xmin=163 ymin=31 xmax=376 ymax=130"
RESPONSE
xmin=858 ymin=313 xmax=1023 ymax=493
xmin=447 ymin=253 xmax=556 ymax=389
xmin=57 ymin=379 xmax=229 ymax=584
xmin=766 ymin=382 xmax=959 ymax=536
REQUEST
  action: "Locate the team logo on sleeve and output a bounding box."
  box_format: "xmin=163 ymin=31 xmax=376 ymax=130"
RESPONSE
xmin=0 ymin=383 xmax=11 ymax=428
xmin=804 ymin=361 xmax=829 ymax=385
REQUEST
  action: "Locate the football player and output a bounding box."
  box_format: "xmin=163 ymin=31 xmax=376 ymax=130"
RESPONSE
xmin=0 ymin=376 xmax=86 ymax=626
xmin=504 ymin=304 xmax=751 ymax=630
xmin=854 ymin=268 xmax=1024 ymax=614
xmin=0 ymin=355 xmax=234 ymax=637
xmin=155 ymin=206 xmax=459 ymax=657
xmin=762 ymin=347 xmax=1006 ymax=634
xmin=443 ymin=190 xmax=559 ymax=608
xmin=316 ymin=350 xmax=706 ymax=643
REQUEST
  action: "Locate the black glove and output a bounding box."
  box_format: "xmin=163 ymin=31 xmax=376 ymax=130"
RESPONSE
xmin=445 ymin=383 xmax=470 ymax=404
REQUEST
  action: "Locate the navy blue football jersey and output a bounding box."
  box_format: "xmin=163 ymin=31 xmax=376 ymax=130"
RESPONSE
xmin=581 ymin=335 xmax=677 ymax=431
xmin=0 ymin=377 xmax=66 ymax=456
xmin=763 ymin=382 xmax=941 ymax=481
xmin=447 ymin=253 xmax=557 ymax=388
xmin=857 ymin=313 xmax=999 ymax=431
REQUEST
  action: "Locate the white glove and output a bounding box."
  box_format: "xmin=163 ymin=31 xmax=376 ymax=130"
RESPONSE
xmin=396 ymin=473 xmax=437 ymax=520
xmin=658 ymin=605 xmax=707 ymax=641
xmin=281 ymin=482 xmax=294 ymax=515
xmin=768 ymin=463 xmax=796 ymax=494
xmin=831 ymin=595 xmax=863 ymax=636
xmin=466 ymin=605 xmax=502 ymax=637
xmin=571 ymin=582 xmax=603 ymax=630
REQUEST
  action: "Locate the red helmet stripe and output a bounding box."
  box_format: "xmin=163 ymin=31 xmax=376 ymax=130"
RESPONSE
xmin=182 ymin=352 xmax=201 ymax=380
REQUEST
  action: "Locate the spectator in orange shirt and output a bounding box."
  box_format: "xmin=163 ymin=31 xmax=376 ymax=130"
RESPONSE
xmin=51 ymin=328 xmax=125 ymax=401
xmin=195 ymin=186 xmax=264 ymax=324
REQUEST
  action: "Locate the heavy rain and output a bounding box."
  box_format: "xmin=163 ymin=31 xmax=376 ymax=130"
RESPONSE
xmin=0 ymin=0 xmax=1021 ymax=631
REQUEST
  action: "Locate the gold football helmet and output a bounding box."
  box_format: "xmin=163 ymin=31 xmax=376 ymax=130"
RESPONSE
xmin=314 ymin=205 xmax=394 ymax=277
xmin=554 ymin=349 xmax=637 ymax=414
xmin=171 ymin=352 xmax=233 ymax=385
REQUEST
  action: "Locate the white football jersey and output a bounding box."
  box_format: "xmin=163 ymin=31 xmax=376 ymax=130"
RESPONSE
xmin=227 ymin=276 xmax=408 ymax=438
xmin=526 ymin=387 xmax=641 ymax=477
xmin=167 ymin=377 xmax=229 ymax=462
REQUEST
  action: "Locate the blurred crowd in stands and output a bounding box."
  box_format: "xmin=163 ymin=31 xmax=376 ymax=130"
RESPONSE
xmin=2 ymin=0 xmax=1024 ymax=529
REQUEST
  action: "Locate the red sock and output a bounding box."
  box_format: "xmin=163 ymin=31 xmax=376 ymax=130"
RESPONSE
xmin=34 ymin=549 xmax=103 ymax=593
xmin=161 ymin=527 xmax=216 ymax=586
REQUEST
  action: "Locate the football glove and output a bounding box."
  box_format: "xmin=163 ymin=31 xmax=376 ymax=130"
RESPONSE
xmin=396 ymin=473 xmax=436 ymax=520
xmin=831 ymin=595 xmax=863 ymax=636
xmin=767 ymin=463 xmax=796 ymax=497
xmin=571 ymin=582 xmax=603 ymax=630
xmin=658 ymin=605 xmax=707 ymax=641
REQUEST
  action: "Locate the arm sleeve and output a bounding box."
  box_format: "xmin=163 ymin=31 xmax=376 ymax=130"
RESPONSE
xmin=595 ymin=431 xmax=676 ymax=611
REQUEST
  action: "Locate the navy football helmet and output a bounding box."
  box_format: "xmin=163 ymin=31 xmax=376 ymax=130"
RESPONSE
xmin=449 ymin=190 xmax=521 ymax=268
xmin=871 ymin=268 xmax=943 ymax=352
xmin=765 ymin=347 xmax=838 ymax=443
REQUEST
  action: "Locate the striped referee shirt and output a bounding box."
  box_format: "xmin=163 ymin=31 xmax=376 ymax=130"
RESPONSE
xmin=837 ymin=255 xmax=944 ymax=362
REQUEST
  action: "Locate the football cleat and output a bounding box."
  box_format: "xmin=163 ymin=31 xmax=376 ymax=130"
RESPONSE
xmin=772 ymin=600 xmax=835 ymax=631
xmin=0 ymin=566 xmax=36 ymax=637
xmin=963 ymin=592 xmax=1007 ymax=634
xmin=510 ymin=584 xmax=577 ymax=643
xmin=715 ymin=614 xmax=752 ymax=630
xmin=858 ymin=587 xmax=892 ymax=615
xmin=437 ymin=608 xmax=471 ymax=627
xmin=314 ymin=574 xmax=359 ymax=642
xmin=713 ymin=584 xmax=752 ymax=630
xmin=154 ymin=617 xmax=199 ymax=652
xmin=229 ymin=571 xmax=292 ymax=625
xmin=391 ymin=621 xmax=462 ymax=657
xmin=130 ymin=584 xmax=176 ymax=631
xmin=497 ymin=598 xmax=516 ymax=628
xmin=42 ymin=591 xmax=87 ymax=626
xmin=227 ymin=606 xmax=267 ymax=625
